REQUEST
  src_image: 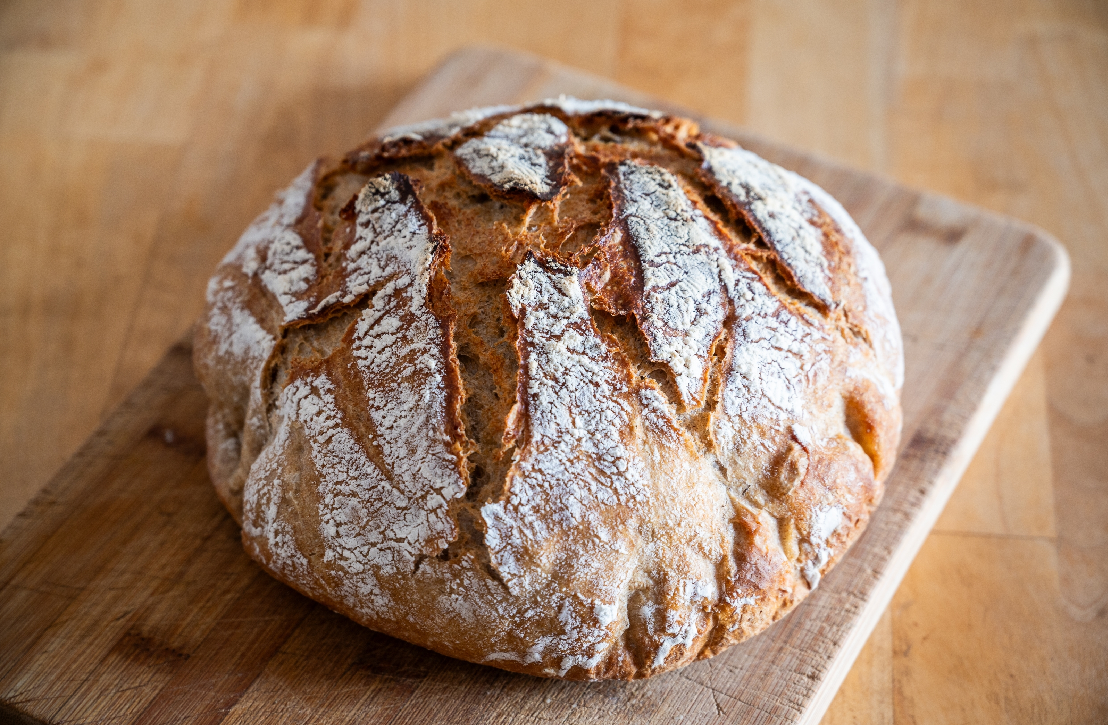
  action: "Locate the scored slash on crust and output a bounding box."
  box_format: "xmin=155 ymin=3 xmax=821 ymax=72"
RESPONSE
xmin=609 ymin=159 xmax=733 ymax=408
xmin=455 ymin=114 xmax=571 ymax=200
xmin=194 ymin=98 xmax=904 ymax=681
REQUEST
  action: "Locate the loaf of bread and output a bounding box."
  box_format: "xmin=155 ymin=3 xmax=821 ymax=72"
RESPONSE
xmin=194 ymin=98 xmax=903 ymax=680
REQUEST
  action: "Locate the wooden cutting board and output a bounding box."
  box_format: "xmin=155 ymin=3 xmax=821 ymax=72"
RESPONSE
xmin=0 ymin=48 xmax=1069 ymax=725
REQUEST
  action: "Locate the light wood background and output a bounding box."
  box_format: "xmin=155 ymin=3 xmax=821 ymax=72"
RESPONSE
xmin=0 ymin=49 xmax=1072 ymax=725
xmin=0 ymin=1 xmax=1104 ymax=722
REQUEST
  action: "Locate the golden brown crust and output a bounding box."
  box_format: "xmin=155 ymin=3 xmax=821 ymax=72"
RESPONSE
xmin=194 ymin=99 xmax=903 ymax=680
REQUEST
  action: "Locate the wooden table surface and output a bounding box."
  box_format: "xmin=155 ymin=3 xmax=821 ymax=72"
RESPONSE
xmin=0 ymin=1 xmax=1104 ymax=722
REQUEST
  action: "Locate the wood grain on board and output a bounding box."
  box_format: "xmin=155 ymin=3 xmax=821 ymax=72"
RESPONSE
xmin=0 ymin=47 xmax=1073 ymax=724
xmin=5 ymin=0 xmax=1108 ymax=721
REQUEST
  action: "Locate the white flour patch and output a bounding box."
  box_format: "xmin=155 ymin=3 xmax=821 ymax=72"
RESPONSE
xmin=482 ymin=255 xmax=643 ymax=672
xmin=338 ymin=173 xmax=440 ymax=305
xmin=484 ymin=256 xmax=646 ymax=581
xmin=241 ymin=391 xmax=314 ymax=589
xmin=225 ymin=163 xmax=319 ymax=322
xmin=348 ymin=287 xmax=466 ymax=561
xmin=455 ymin=113 xmax=570 ymax=198
xmin=651 ymin=607 xmax=700 ymax=669
xmin=643 ymin=576 xmax=718 ymax=669
xmin=713 ymin=265 xmax=830 ymax=452
xmin=205 ymin=276 xmax=275 ymax=375
xmin=379 ymin=97 xmax=656 ymax=149
xmin=381 ymin=104 xmax=518 ymax=144
xmin=801 ymin=505 xmax=845 ymax=589
xmin=283 ymin=374 xmax=395 ymax=612
xmin=791 ymin=423 xmax=815 ymax=449
xmin=242 ymin=172 xmax=466 ymax=619
xmin=798 ymin=178 xmax=904 ymax=391
xmin=341 ymin=173 xmax=466 ymax=594
xmin=541 ymin=95 xmax=660 ymax=118
xmin=259 ymin=230 xmax=315 ymax=322
xmin=613 ymin=161 xmax=732 ymax=407
xmin=698 ymin=144 xmax=834 ymax=307
xmin=203 ymin=275 xmax=275 ymax=465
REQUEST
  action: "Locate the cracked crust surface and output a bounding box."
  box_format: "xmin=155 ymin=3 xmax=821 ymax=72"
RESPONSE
xmin=193 ymin=99 xmax=903 ymax=680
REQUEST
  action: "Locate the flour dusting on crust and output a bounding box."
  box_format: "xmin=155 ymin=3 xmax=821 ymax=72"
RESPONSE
xmin=241 ymin=383 xmax=318 ymax=593
xmin=698 ymin=144 xmax=834 ymax=307
xmin=483 ymin=256 xmax=644 ymax=674
xmin=613 ymin=161 xmax=732 ymax=407
xmin=204 ymin=277 xmax=275 ymax=374
xmin=799 ymin=178 xmax=904 ymax=391
xmin=338 ymin=173 xmax=441 ymax=305
xmin=346 ymin=215 xmax=468 ymax=560
xmin=801 ymin=505 xmax=844 ymax=589
xmin=541 ymin=95 xmax=660 ymax=118
xmin=381 ymin=104 xmax=518 ymax=144
xmin=225 ymin=162 xmax=318 ymax=322
xmin=455 ymin=114 xmax=570 ymax=199
xmin=476 ymin=255 xmax=739 ymax=676
xmin=483 ymin=255 xmax=643 ymax=587
xmin=714 ymin=262 xmax=830 ymax=455
xmin=200 ymin=100 xmax=904 ymax=681
xmin=242 ymin=172 xmax=466 ymax=618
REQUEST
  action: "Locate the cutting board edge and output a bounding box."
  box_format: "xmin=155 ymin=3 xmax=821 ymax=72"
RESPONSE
xmin=799 ymin=229 xmax=1070 ymax=724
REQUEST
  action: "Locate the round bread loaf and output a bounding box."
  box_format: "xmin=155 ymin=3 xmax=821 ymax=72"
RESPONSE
xmin=194 ymin=98 xmax=903 ymax=680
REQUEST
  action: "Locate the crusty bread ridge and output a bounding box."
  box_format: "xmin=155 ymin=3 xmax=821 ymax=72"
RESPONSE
xmin=193 ymin=98 xmax=903 ymax=680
